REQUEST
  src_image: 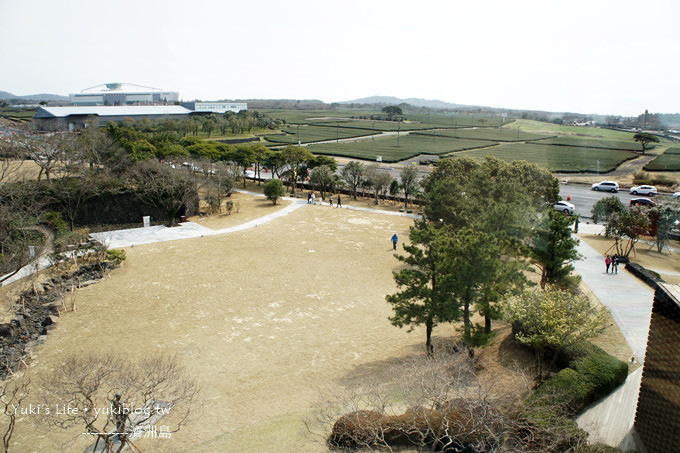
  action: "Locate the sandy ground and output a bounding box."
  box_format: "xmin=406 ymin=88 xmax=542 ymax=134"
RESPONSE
xmin=0 ymin=186 xmax=641 ymax=452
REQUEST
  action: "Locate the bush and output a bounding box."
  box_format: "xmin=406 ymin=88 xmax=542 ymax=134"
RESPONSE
xmin=106 ymin=249 xmax=127 ymax=265
xmin=633 ymin=170 xmax=653 ymax=185
xmin=531 ymin=342 xmax=628 ymax=416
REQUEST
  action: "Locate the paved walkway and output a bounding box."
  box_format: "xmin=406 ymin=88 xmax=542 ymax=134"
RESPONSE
xmin=90 ymin=191 xmax=421 ymax=249
xmin=574 ymin=223 xmax=657 ymax=450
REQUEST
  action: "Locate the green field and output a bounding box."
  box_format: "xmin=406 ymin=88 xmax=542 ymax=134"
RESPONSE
xmin=455 ymin=142 xmax=638 ymax=173
xmin=262 ymin=125 xmax=377 ymax=144
xmin=0 ymin=107 xmax=37 ymax=122
xmin=415 ymin=127 xmax=550 ymax=142
xmin=644 ymin=147 xmax=680 ymax=171
xmin=306 ymin=120 xmax=440 ymax=132
xmin=537 ymin=136 xmax=644 ymax=151
xmin=307 ymin=134 xmax=497 ymax=162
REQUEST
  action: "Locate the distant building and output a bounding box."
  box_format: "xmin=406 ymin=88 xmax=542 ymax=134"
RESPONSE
xmin=69 ymin=83 xmax=179 ymax=106
xmin=33 ymin=105 xmax=193 ymax=130
xmin=181 ymin=101 xmax=247 ymax=114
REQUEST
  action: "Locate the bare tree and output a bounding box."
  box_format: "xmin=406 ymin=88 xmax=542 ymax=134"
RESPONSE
xmin=132 ymin=160 xmax=197 ymax=226
xmin=307 ymin=347 xmax=594 ymax=452
xmin=39 ymin=353 xmax=200 ymax=453
xmin=0 ymin=376 xmax=30 ymax=452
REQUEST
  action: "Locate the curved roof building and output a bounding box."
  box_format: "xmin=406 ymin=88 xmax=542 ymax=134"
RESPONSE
xmin=69 ymin=83 xmax=179 ymax=106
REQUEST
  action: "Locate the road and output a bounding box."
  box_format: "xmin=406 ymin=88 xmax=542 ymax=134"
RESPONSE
xmin=559 ymin=183 xmax=673 ymax=219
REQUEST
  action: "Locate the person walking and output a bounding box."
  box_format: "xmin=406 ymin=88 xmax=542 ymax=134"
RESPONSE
xmin=391 ymin=233 xmax=398 ymax=251
xmin=337 ymin=195 xmax=342 ymax=208
xmin=612 ymin=255 xmax=619 ymax=274
xmin=307 ymin=193 xmax=312 ymax=204
xmin=311 ymin=193 xmax=316 ymax=204
xmin=329 ymin=194 xmax=333 ymax=206
xmin=605 ymin=255 xmax=612 ymax=274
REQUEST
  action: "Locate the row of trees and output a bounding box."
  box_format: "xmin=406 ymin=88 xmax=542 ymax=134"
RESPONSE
xmin=386 ymin=157 xmax=582 ymax=356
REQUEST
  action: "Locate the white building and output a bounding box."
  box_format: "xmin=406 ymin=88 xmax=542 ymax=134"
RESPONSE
xmin=69 ymin=83 xmax=180 ymax=106
xmin=180 ymin=101 xmax=247 ymax=114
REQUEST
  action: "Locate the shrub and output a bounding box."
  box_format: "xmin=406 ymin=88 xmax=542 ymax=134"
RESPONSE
xmin=106 ymin=249 xmax=127 ymax=265
xmin=531 ymin=342 xmax=628 ymax=416
xmin=633 ymin=170 xmax=653 ymax=185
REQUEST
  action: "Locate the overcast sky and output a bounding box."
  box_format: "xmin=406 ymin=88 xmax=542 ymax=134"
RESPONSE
xmin=1 ymin=0 xmax=678 ymax=116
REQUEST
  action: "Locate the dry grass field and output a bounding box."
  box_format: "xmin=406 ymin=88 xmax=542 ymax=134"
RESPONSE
xmin=0 ymin=185 xmax=643 ymax=452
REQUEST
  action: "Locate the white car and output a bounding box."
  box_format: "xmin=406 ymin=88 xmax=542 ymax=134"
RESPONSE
xmin=591 ymin=181 xmax=619 ymax=193
xmin=630 ymin=185 xmax=657 ymax=196
xmin=673 ymin=192 xmax=680 ymax=198
xmin=553 ymin=201 xmax=575 ymax=215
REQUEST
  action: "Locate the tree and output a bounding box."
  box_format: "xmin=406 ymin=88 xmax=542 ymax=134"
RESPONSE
xmin=531 ymin=209 xmax=581 ymax=290
xmin=503 ymin=288 xmax=607 ymax=380
xmin=340 ymin=161 xmax=365 ymax=200
xmin=399 ymin=165 xmax=419 ymax=208
xmin=264 ymin=179 xmax=286 ymax=205
xmin=0 ymin=376 xmax=30 ymax=452
xmin=422 ymin=157 xmax=558 ymax=336
xmin=202 ymin=118 xmax=216 ymax=138
xmin=40 ymin=353 xmax=199 ymax=453
xmin=382 ymin=105 xmax=403 ymax=116
xmin=204 ymin=162 xmax=238 ymax=214
xmin=230 ymin=145 xmax=256 ymax=188
xmin=263 ymin=150 xmax=286 ymax=179
xmin=591 ymin=196 xmax=625 ymax=224
xmin=364 ymin=164 xmax=393 ymax=205
xmin=386 ymin=221 xmax=460 ymax=355
xmin=281 ymin=145 xmax=313 ymax=196
xmin=308 ymin=155 xmax=338 ymax=173
xmin=605 ymin=206 xmax=650 ymax=257
xmin=132 ymin=160 xmax=197 ymax=226
xmin=633 ymin=132 xmax=660 ymax=153
xmin=309 ymin=165 xmax=336 ymax=200
xmin=650 ymin=202 xmax=680 ymax=253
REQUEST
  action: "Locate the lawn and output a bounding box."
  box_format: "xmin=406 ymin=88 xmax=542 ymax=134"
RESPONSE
xmin=644 ymin=147 xmax=680 ymax=171
xmin=307 ymin=134 xmax=498 ymax=162
xmin=455 ymin=142 xmax=638 ymax=173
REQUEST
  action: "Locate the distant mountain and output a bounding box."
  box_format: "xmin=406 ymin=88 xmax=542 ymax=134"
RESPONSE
xmin=0 ymin=90 xmax=69 ymax=102
xmin=342 ymin=96 xmax=469 ymax=110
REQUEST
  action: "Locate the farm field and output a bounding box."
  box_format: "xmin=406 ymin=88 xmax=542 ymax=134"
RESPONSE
xmin=538 ymin=136 xmax=646 ymax=151
xmin=417 ymin=127 xmax=550 ymax=142
xmin=506 ymin=119 xmax=640 ymax=141
xmin=644 ymin=147 xmax=680 ymax=171
xmin=456 ymin=142 xmax=638 ymax=173
xmin=262 ymin=125 xmax=377 ymax=145
xmin=307 ymin=134 xmax=498 ymax=162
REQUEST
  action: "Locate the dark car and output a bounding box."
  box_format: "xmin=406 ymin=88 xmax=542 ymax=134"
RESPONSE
xmin=630 ymin=197 xmax=657 ymax=207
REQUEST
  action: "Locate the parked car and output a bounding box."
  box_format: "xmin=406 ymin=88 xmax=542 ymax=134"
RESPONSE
xmin=591 ymin=181 xmax=619 ymax=192
xmin=630 ymin=197 xmax=657 ymax=207
xmin=630 ymin=185 xmax=657 ymax=196
xmin=673 ymin=192 xmax=680 ymax=198
xmin=553 ymin=201 xmax=575 ymax=215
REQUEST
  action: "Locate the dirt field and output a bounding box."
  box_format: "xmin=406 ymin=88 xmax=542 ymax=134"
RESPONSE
xmin=6 ymin=190 xmax=427 ymax=452
xmin=1 ymin=187 xmax=637 ymax=452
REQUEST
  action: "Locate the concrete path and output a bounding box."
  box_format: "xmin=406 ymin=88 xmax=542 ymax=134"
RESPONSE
xmin=574 ymin=223 xmax=657 ymax=450
xmin=90 ymin=190 xmax=422 ymax=249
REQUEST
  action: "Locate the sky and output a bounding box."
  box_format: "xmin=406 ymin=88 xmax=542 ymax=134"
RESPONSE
xmin=1 ymin=0 xmax=678 ymax=116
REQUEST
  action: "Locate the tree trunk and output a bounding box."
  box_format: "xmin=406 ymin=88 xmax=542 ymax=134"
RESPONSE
xmin=485 ymin=313 xmax=491 ymax=334
xmin=425 ymin=321 xmax=434 ymax=356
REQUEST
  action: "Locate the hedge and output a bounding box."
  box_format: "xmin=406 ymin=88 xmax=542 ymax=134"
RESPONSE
xmin=531 ymin=342 xmax=628 ymax=416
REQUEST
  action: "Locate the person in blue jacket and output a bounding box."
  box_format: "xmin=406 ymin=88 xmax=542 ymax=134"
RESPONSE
xmin=391 ymin=233 xmax=398 ymax=251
